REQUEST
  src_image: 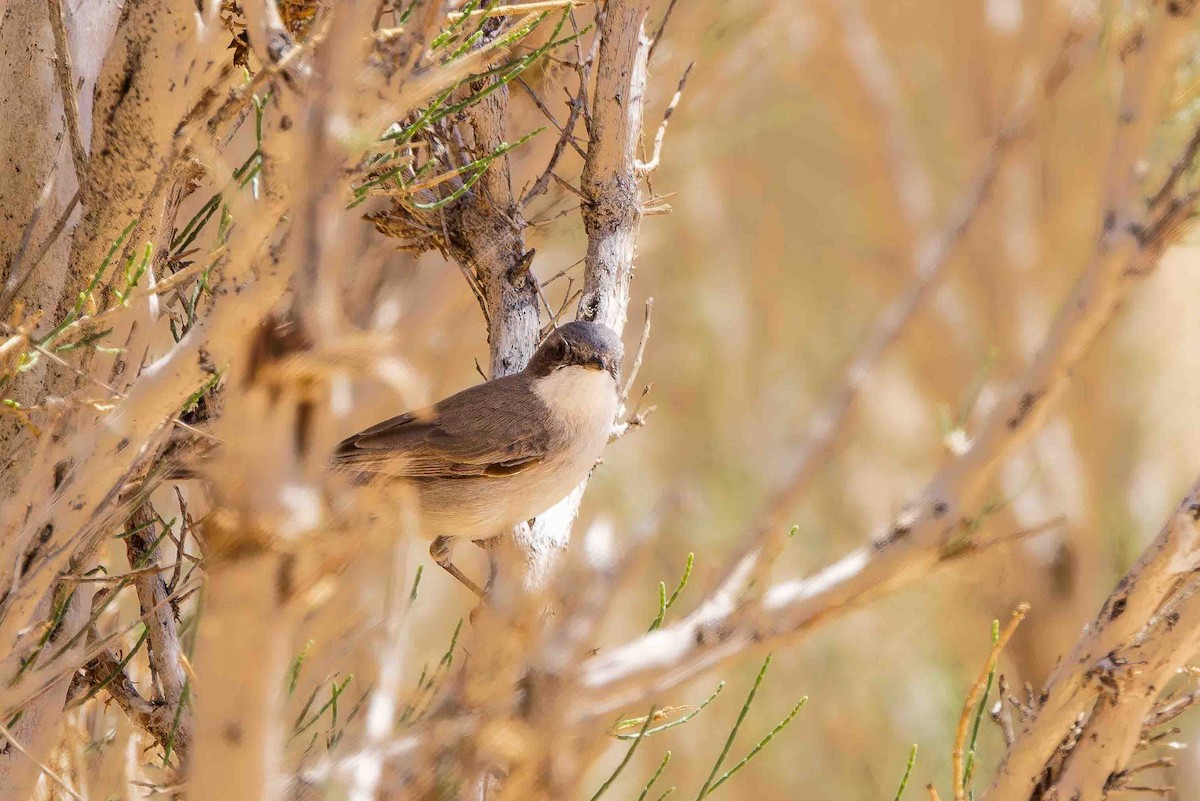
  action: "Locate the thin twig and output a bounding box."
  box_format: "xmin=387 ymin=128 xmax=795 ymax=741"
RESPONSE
xmin=636 ymin=63 xmax=692 ymax=173
xmin=46 ymin=0 xmax=89 ymax=188
xmin=541 ymin=256 xmax=586 ymax=287
xmin=65 ymin=561 xmax=190 ymax=583
xmin=953 ymin=604 xmax=1029 ymax=801
xmin=647 ymin=0 xmax=680 ymax=65
xmin=620 ymin=298 xmax=652 ymax=401
xmin=1145 ymin=690 xmax=1200 ymax=730
xmin=0 ymin=180 xmax=79 ymax=319
xmin=1149 ymin=122 xmax=1200 ymax=214
xmin=517 ymin=76 xmax=588 ymax=159
xmin=990 ymin=699 xmax=1015 ymax=746
xmin=1121 ymin=758 xmax=1174 ymax=777
xmin=448 ymin=0 xmax=584 ymax=21
xmin=521 ymin=81 xmax=589 ymax=207
xmin=551 ymin=171 xmax=591 ymax=202
xmin=0 ymin=718 xmax=85 ymax=800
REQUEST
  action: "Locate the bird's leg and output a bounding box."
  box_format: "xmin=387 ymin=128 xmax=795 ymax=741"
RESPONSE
xmin=473 ymin=536 xmax=502 ymax=594
xmin=485 ymin=548 xmax=500 ymax=594
xmin=429 ymin=536 xmax=485 ymax=598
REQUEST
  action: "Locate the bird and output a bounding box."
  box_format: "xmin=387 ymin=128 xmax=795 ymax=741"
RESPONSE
xmin=332 ymin=321 xmax=624 ymax=595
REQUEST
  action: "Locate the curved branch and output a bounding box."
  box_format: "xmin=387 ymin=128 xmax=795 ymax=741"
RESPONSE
xmin=986 ymin=477 xmax=1200 ymax=801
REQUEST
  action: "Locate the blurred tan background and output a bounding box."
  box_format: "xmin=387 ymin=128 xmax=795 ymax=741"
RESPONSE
xmin=323 ymin=1 xmax=1200 ymax=797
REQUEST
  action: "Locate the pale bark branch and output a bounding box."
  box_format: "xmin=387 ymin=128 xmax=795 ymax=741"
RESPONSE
xmin=456 ymin=0 xmax=651 ymax=598
xmin=985 ymin=476 xmax=1200 ymax=801
xmin=1054 ymin=583 xmax=1200 ymax=799
xmin=492 ymin=0 xmax=653 ymax=593
xmin=449 ymin=64 xmax=538 ymax=380
xmin=123 ymin=503 xmax=189 ymax=750
xmin=574 ymin=0 xmax=1198 ymax=723
xmin=70 ymin=0 xmax=221 ymax=304
xmin=190 ymin=546 xmax=293 ymax=801
xmin=577 ymin=0 xmax=649 ymax=335
xmin=78 ymin=631 xmax=192 ymax=765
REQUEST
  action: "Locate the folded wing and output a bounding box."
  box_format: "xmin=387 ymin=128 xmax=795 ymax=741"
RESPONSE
xmin=331 ymin=374 xmax=557 ymax=479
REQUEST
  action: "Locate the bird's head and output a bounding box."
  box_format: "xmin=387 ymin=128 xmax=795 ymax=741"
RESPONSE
xmin=528 ymin=321 xmax=623 ymax=380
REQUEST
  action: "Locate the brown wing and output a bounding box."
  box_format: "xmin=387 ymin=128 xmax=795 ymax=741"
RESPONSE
xmin=332 ymin=373 xmax=558 ymax=479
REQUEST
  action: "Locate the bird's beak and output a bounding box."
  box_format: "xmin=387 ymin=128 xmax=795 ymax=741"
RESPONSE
xmin=583 ymin=357 xmax=605 ymax=371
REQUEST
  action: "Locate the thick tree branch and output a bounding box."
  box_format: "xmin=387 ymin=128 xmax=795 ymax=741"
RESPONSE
xmin=576 ymin=0 xmax=649 ymax=334
xmin=448 ymin=66 xmax=538 ymax=380
xmin=506 ymin=0 xmax=652 ymax=589
xmin=70 ymin=0 xmax=221 ymax=304
xmin=985 ymin=477 xmax=1200 ymax=801
xmin=1053 ymin=578 xmax=1200 ymax=800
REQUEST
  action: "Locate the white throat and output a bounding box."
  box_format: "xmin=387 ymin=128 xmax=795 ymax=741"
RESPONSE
xmin=533 ymin=366 xmax=618 ymax=430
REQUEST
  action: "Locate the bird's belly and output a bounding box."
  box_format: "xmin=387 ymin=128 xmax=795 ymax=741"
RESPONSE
xmin=412 ymin=448 xmax=601 ymax=540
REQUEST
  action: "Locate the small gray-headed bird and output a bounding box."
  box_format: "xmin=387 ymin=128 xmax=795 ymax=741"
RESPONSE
xmin=333 ymin=321 xmax=623 ymax=594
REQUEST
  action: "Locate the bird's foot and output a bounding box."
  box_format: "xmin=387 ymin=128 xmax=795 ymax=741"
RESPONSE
xmin=429 ymin=536 xmax=485 ymax=598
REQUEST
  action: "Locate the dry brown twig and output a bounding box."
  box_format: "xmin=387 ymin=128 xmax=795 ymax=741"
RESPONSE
xmin=952 ymin=603 xmax=1029 ymax=801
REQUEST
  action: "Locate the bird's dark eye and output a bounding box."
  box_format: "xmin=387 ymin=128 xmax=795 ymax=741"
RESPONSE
xmin=559 ymin=338 xmax=574 ymax=362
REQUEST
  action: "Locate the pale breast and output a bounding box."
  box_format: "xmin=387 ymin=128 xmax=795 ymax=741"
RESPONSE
xmin=531 ymin=365 xmax=620 ymax=435
xmin=528 ymin=364 xmax=618 ymax=504
xmin=411 ymin=367 xmax=618 ymax=540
